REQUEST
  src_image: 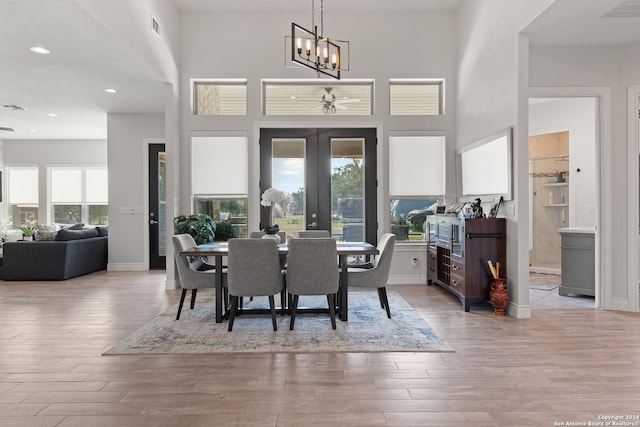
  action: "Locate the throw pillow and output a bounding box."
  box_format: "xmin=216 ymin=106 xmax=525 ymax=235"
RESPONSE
xmin=61 ymin=223 xmax=85 ymax=230
xmin=54 ymin=228 xmax=99 ymax=241
xmin=35 ymin=224 xmax=59 ymax=241
xmin=95 ymin=226 xmax=108 ymax=237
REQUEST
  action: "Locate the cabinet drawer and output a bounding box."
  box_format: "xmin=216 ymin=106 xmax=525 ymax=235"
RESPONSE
xmin=450 ymin=259 xmax=464 ymax=276
xmin=449 ymin=274 xmax=465 ymax=292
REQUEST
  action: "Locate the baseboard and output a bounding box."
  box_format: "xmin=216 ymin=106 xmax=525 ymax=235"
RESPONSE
xmin=165 ymin=279 xmax=178 ymax=290
xmin=507 ymin=301 xmax=531 ymax=319
xmin=387 ymin=274 xmax=427 ymax=285
xmin=107 ymin=263 xmax=146 ymax=272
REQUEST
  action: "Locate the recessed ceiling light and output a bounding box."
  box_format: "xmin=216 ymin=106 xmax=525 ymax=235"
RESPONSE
xmin=29 ymin=129 xmax=38 ymax=132
xmin=30 ymin=46 xmax=50 ymax=55
xmin=48 ymin=113 xmax=58 ymax=117
xmin=94 ymin=129 xmax=102 ymax=133
xmin=104 ymin=88 xmax=117 ymax=94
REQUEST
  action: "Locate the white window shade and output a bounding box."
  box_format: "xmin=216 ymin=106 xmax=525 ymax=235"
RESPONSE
xmin=51 ymin=169 xmax=82 ymax=203
xmin=8 ymin=168 xmax=38 ymax=204
xmin=86 ymin=169 xmax=108 ymax=203
xmin=389 ymin=136 xmax=445 ymax=196
xmin=192 ymin=136 xmax=248 ymax=195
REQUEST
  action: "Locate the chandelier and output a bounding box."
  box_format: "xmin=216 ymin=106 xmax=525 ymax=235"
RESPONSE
xmin=291 ymin=0 xmax=344 ymax=80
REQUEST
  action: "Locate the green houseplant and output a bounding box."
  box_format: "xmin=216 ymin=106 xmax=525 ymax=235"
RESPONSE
xmin=19 ymin=224 xmax=37 ymax=240
xmin=173 ymin=214 xmax=216 ymax=244
xmin=213 ymin=221 xmax=238 ymax=241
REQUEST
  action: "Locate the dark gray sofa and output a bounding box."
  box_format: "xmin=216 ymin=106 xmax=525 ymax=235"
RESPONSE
xmin=1 ymin=227 xmax=108 ymax=281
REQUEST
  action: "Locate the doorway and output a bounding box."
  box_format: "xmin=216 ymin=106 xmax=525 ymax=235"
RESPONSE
xmin=528 ymin=96 xmax=598 ymax=307
xmin=149 ymin=143 xmax=166 ymax=269
xmin=259 ymin=128 xmax=377 ymax=244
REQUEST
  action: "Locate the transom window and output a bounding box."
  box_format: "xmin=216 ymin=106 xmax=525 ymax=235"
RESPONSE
xmin=192 ymin=79 xmax=247 ymax=116
xmin=263 ymin=79 xmax=374 ymax=116
xmin=389 ymin=79 xmax=444 ymax=116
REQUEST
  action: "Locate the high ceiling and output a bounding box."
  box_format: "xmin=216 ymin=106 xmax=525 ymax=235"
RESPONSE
xmin=1 ymin=0 xmax=640 ymax=140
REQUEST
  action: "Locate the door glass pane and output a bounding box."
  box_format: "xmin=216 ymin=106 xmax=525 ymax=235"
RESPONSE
xmin=158 ymin=151 xmax=167 ymax=257
xmin=331 ymin=138 xmax=364 ymax=241
xmin=271 ymin=139 xmax=304 ymax=236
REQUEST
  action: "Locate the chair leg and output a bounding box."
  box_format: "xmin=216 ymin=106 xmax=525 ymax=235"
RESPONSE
xmin=280 ymin=289 xmax=287 ymax=316
xmin=327 ymin=294 xmax=336 ymax=330
xmin=228 ymin=296 xmax=238 ymax=331
xmin=190 ymin=289 xmax=198 ymax=309
xmin=289 ymin=295 xmax=299 ymax=330
xmin=268 ymin=295 xmax=278 ymax=331
xmin=377 ymin=288 xmax=386 ymax=309
xmin=379 ymin=287 xmax=391 ymax=318
xmin=223 ymin=288 xmax=229 ymax=319
xmin=176 ymin=289 xmax=187 ymax=320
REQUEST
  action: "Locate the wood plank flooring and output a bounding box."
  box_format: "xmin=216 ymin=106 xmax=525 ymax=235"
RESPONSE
xmin=1 ymin=270 xmax=638 ymax=426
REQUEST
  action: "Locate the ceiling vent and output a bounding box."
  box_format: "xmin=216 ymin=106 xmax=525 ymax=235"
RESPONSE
xmin=1 ymin=104 xmax=26 ymax=111
xmin=0 ymin=127 xmax=16 ymax=132
xmin=152 ymin=16 xmax=160 ymax=36
xmin=603 ymin=0 xmax=640 ymax=17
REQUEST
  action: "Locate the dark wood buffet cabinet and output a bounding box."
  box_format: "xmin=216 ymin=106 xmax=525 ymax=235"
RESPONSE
xmin=426 ymin=216 xmax=506 ymax=311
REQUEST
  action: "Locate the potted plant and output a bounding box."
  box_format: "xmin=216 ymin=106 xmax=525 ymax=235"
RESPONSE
xmin=19 ymin=224 xmax=37 ymax=241
xmin=173 ymin=214 xmax=216 ymax=244
xmin=213 ymin=221 xmax=238 ymax=241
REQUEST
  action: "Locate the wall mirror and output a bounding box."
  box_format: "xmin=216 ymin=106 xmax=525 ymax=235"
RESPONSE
xmin=457 ymin=127 xmax=513 ymax=201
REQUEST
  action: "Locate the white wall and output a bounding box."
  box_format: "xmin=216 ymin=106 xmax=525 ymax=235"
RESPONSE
xmin=107 ymin=113 xmax=164 ymax=271
xmin=529 ymin=97 xmax=597 ymax=227
xmin=3 ymin=139 xmax=107 ymax=224
xmin=456 ymin=0 xmax=552 ymax=318
xmin=179 ymin=10 xmax=458 ymax=284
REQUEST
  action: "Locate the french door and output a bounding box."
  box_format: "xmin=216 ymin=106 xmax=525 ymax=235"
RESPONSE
xmin=149 ymin=143 xmax=166 ymax=269
xmin=259 ymin=128 xmax=377 ymax=244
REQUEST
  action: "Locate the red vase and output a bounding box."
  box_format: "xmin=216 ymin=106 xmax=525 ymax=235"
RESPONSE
xmin=490 ymin=278 xmax=509 ymax=316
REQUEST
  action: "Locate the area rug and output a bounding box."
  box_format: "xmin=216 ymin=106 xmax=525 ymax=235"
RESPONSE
xmin=104 ymin=290 xmax=453 ymax=355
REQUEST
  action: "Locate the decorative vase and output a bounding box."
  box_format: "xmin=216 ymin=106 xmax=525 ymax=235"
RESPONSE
xmin=489 ymin=278 xmax=509 ymax=316
xmin=261 ymin=234 xmax=281 ymax=244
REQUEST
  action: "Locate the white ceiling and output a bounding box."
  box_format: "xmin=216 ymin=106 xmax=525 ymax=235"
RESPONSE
xmin=1 ymin=0 xmax=640 ymax=141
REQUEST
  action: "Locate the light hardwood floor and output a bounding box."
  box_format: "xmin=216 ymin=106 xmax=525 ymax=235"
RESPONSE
xmin=1 ymin=271 xmax=638 ymax=427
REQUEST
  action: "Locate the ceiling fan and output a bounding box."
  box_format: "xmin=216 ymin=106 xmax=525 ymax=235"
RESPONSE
xmin=319 ymin=87 xmax=359 ymax=114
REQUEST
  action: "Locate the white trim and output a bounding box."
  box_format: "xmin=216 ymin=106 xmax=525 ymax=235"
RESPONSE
xmin=107 ymin=263 xmax=146 ymax=271
xmin=508 ymin=302 xmax=531 ymax=319
xmin=529 ymin=86 xmax=608 ymax=311
xmin=627 ymin=85 xmax=640 ymax=313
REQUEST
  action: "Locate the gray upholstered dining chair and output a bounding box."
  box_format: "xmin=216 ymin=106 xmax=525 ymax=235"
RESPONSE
xmin=291 ymin=230 xmax=331 ymax=238
xmin=285 ymin=237 xmax=340 ymax=330
xmin=172 ymin=234 xmax=225 ymax=320
xmin=226 ymin=238 xmax=285 ymax=331
xmin=347 ymin=233 xmax=396 ymax=318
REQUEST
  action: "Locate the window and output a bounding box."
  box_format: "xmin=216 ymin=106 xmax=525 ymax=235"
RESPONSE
xmin=263 ymin=79 xmax=374 ymax=116
xmin=388 ymin=135 xmax=445 ymax=241
xmin=192 ymin=79 xmax=247 ymax=115
xmin=389 ymin=79 xmax=443 ymax=115
xmin=7 ymin=167 xmax=39 ymax=226
xmin=192 ymin=135 xmax=249 ymax=238
xmin=49 ymin=167 xmax=108 ymax=225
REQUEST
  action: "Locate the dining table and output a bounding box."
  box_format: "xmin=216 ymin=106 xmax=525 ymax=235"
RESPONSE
xmin=181 ymin=240 xmax=379 ymax=323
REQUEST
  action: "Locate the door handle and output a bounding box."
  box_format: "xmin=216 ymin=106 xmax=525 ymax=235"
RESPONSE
xmin=307 ymin=221 xmax=317 ymax=228
xmin=149 ymin=220 xmax=159 ymax=225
